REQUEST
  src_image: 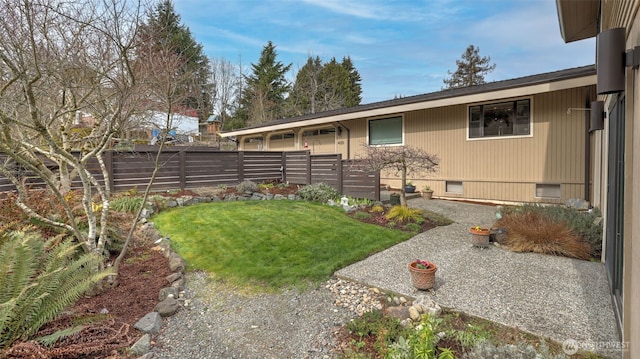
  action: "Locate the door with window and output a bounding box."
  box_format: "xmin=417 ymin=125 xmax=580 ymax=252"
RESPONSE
xmin=605 ymin=95 xmax=624 ymax=331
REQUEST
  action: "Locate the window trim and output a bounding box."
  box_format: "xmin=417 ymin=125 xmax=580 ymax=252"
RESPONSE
xmin=467 ymin=97 xmax=533 ymax=141
xmin=367 ymin=115 xmax=404 ymax=146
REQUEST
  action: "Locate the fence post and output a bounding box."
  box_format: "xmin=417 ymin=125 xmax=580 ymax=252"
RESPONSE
xmin=336 ymin=154 xmax=343 ymax=195
xmin=306 ymin=151 xmax=312 ymax=184
xmin=179 ymin=150 xmax=187 ymax=190
xmin=237 ymin=151 xmax=244 ymax=183
xmin=281 ymin=152 xmax=287 ymax=183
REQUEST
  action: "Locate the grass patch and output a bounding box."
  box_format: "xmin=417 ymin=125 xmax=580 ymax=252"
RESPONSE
xmin=153 ymin=201 xmax=412 ymax=289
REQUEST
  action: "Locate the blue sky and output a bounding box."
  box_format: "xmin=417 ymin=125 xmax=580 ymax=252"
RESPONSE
xmin=173 ymin=0 xmax=595 ymax=104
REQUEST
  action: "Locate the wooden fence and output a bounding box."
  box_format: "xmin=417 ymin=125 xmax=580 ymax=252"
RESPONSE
xmin=0 ymin=147 xmax=380 ymax=200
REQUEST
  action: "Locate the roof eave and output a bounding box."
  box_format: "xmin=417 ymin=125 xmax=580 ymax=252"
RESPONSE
xmin=556 ymin=0 xmax=599 ymax=43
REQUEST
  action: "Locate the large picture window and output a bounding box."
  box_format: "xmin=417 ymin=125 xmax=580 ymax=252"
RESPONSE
xmin=469 ymin=99 xmax=530 ymax=139
xmin=369 ymin=116 xmax=403 ymax=145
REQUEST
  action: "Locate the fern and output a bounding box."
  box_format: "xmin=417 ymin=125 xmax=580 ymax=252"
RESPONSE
xmin=0 ymin=228 xmax=112 ymax=350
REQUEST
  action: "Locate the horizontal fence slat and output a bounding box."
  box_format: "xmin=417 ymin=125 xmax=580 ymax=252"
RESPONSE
xmin=0 ymin=149 xmax=379 ymax=201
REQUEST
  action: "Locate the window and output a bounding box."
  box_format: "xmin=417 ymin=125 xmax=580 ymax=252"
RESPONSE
xmin=446 ymin=181 xmax=463 ymax=194
xmin=369 ymin=117 xmax=403 ymax=145
xmin=270 ymin=133 xmax=294 ymax=140
xmin=303 ymin=128 xmax=335 ymax=137
xmin=535 ymin=184 xmax=561 ymax=199
xmin=469 ymin=99 xmax=530 ymax=138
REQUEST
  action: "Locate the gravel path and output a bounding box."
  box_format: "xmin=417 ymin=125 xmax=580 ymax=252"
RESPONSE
xmin=152 ymin=272 xmax=384 ymax=359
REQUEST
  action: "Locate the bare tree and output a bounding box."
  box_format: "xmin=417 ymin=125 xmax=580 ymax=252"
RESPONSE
xmin=356 ymin=145 xmax=439 ymax=207
xmin=0 ymin=0 xmax=202 ymax=271
xmin=210 ymin=57 xmax=240 ymax=132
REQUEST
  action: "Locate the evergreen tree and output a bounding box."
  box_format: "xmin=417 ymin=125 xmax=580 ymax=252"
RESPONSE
xmin=241 ymin=41 xmax=291 ymax=125
xmin=317 ymin=57 xmax=351 ymax=112
xmin=286 ymin=55 xmax=362 ymax=116
xmin=341 ymin=56 xmax=362 ymax=107
xmin=137 ymin=0 xmax=212 ymax=121
xmin=443 ymin=45 xmax=496 ymax=89
xmin=286 ymin=56 xmax=323 ymax=116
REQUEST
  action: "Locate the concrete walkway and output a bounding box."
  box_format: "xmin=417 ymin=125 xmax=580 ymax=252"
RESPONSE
xmin=335 ymin=197 xmax=621 ymax=357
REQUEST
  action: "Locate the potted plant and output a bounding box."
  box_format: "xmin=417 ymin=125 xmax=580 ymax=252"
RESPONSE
xmin=405 ymin=181 xmax=416 ymax=193
xmin=469 ymin=226 xmax=491 ymax=248
xmin=408 ymin=259 xmax=438 ymax=290
xmin=422 ymin=185 xmax=434 ymax=200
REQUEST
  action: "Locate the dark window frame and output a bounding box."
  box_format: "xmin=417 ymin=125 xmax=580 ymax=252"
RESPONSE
xmin=368 ymin=116 xmax=403 ymax=146
xmin=468 ymin=99 xmax=531 ymax=139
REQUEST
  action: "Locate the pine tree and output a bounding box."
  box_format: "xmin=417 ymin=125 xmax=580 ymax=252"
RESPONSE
xmin=443 ymin=45 xmax=496 ymax=89
xmin=137 ymin=0 xmax=212 ymax=121
xmin=241 ymin=41 xmax=292 ymax=125
xmin=341 ymin=56 xmax=362 ymax=107
xmin=286 ymin=55 xmax=362 ymax=116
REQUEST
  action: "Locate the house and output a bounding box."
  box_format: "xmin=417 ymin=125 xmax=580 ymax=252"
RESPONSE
xmin=557 ymin=1 xmax=640 ymax=357
xmin=222 ymin=65 xmax=597 ymax=205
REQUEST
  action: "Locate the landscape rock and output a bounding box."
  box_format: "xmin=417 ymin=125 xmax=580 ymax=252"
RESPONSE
xmin=168 ymin=255 xmax=185 ymax=273
xmin=155 ymin=297 xmax=179 ymax=317
xmin=408 ymin=306 xmax=421 ymax=321
xmin=170 ymin=277 xmax=186 ymax=291
xmin=166 ymin=272 xmax=182 ymax=284
xmin=566 ymin=198 xmax=590 ymax=210
xmin=159 ymin=287 xmax=179 ymax=301
xmin=274 ymin=194 xmax=285 ymax=200
xmin=384 ymin=306 xmax=410 ymax=320
xmin=130 ymin=334 xmax=151 ymax=356
xmin=134 ymin=312 xmax=163 ymax=334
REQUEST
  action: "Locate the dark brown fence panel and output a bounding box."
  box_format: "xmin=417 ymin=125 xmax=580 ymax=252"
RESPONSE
xmin=184 ymin=151 xmax=239 ymax=188
xmin=342 ymin=160 xmax=380 ymax=201
xmin=0 ymin=154 xmax=16 ymax=192
xmin=284 ymin=151 xmax=310 ymax=184
xmin=0 ymin=149 xmax=380 ymax=200
xmin=111 ymin=150 xmax=181 ymax=192
xmin=242 ymin=151 xmax=283 ymax=183
xmin=310 ymin=154 xmax=340 ymax=188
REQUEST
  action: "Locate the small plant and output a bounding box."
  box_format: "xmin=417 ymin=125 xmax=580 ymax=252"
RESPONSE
xmin=258 ymin=182 xmax=275 ymax=190
xmin=297 ymin=183 xmax=339 ymax=203
xmin=403 ymin=223 xmax=421 ymax=233
xmin=423 ymin=185 xmax=432 ymax=192
xmin=406 ymin=181 xmax=414 ymax=186
xmin=386 ymin=206 xmax=423 ymax=223
xmin=422 ymin=210 xmax=453 ymax=226
xmin=370 ymin=204 xmax=385 ymax=213
xmin=110 ymin=195 xmax=144 ymax=213
xmin=354 ymin=211 xmax=372 ymax=220
xmin=412 ymin=259 xmax=433 ymax=270
xmin=236 ymin=180 xmax=259 ymax=193
xmin=495 ymin=204 xmax=594 ymax=260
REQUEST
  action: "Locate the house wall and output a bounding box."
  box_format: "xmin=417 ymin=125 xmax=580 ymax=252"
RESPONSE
xmin=620 ymin=2 xmax=640 ymax=357
xmin=235 ymin=86 xmax=596 ymax=205
xmin=346 ymin=87 xmax=595 ymax=204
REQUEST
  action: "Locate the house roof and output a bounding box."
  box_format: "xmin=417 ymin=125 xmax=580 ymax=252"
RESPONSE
xmin=221 ymin=64 xmax=596 ymax=137
xmin=556 ymin=0 xmax=599 ymax=42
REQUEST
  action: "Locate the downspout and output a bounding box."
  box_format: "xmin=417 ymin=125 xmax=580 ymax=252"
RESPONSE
xmin=584 ymin=87 xmax=591 ymax=203
xmin=336 ymin=121 xmax=351 ymax=159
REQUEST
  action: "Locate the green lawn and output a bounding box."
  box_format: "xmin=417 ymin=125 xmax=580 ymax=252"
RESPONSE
xmin=153 ymin=201 xmax=412 ymax=289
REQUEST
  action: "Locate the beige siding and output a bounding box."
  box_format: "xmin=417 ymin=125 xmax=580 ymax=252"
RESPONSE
xmin=240 ymin=87 xmax=595 ymax=204
xmin=373 ymin=87 xmax=594 ymax=203
xmin=301 ymin=128 xmax=337 ymax=154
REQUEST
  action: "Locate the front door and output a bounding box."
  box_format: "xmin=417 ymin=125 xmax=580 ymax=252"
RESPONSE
xmin=605 ymin=95 xmax=625 ymax=332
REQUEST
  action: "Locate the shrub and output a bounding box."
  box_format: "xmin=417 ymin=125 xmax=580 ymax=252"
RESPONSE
xmin=0 ymin=228 xmax=111 ymax=349
xmin=495 ymin=206 xmax=592 ymax=260
xmin=386 ymin=206 xmax=423 ymax=223
xmin=354 ymin=211 xmax=372 ymax=220
xmin=297 ymin=183 xmax=339 ymax=203
xmin=110 ymin=195 xmax=144 ymax=213
xmin=422 ymin=210 xmax=453 ymax=227
xmin=370 ymin=204 xmax=385 ymax=213
xmin=236 ymin=180 xmax=259 ymax=193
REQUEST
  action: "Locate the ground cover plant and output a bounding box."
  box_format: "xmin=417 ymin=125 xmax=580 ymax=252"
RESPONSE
xmin=152 ymin=200 xmax=414 ymax=289
xmin=494 ymin=204 xmax=603 ymax=260
xmin=338 ymin=307 xmax=599 ymax=358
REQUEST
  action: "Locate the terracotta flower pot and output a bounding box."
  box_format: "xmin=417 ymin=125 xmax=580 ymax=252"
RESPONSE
xmin=469 ymin=227 xmax=490 ymax=248
xmin=408 ymin=261 xmax=437 ymax=290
